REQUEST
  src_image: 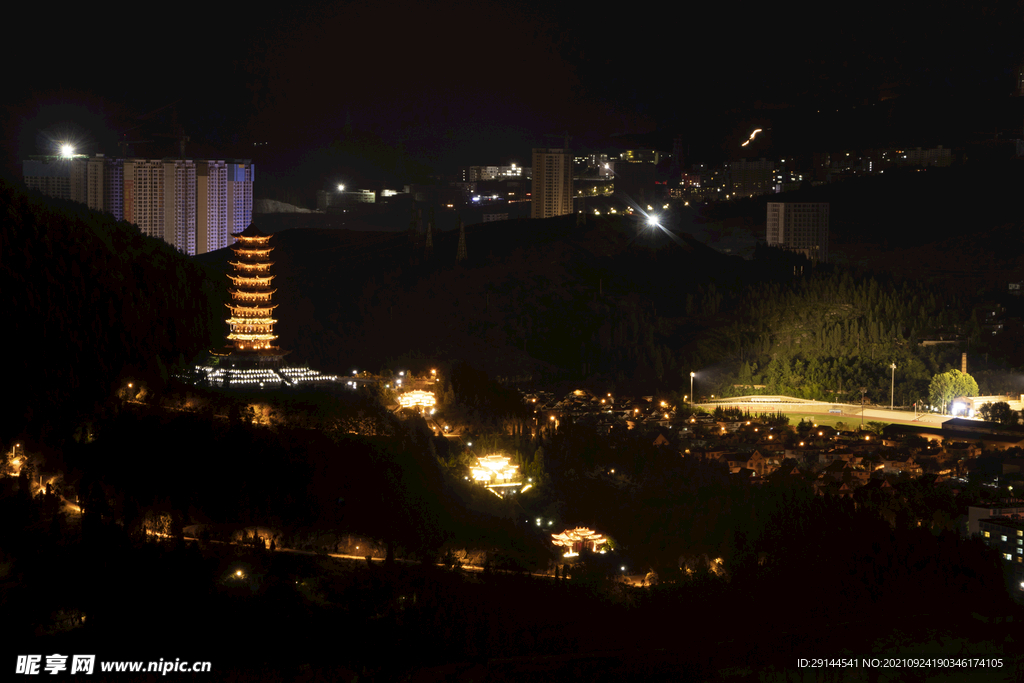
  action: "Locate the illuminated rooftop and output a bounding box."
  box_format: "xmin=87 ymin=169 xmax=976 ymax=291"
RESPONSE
xmin=551 ymin=527 xmax=607 ymax=557
xmin=397 ymin=390 xmax=436 ymax=410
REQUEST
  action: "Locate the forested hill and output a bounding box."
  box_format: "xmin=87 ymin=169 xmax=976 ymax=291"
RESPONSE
xmin=196 ymin=213 xmax=755 ymax=385
xmin=196 ymin=199 xmax=1024 ymax=400
xmin=2 ymin=180 xmax=222 ymax=442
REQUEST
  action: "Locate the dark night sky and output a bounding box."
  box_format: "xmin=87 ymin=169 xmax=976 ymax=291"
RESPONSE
xmin=4 ymin=0 xmax=1022 ymax=190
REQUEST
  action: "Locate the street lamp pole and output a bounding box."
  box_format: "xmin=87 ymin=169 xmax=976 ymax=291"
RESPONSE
xmin=690 ymin=372 xmax=695 ymax=406
xmin=890 ymin=362 xmax=896 ymax=410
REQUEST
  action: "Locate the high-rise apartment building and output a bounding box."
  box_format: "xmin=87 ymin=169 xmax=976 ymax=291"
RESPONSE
xmin=727 ymin=158 xmax=775 ymax=197
xmin=86 ymin=155 xmax=124 ymax=220
xmin=164 ymin=159 xmax=197 ymax=256
xmin=531 ymin=148 xmax=573 ymax=219
xmin=24 ymin=154 xmax=252 ymax=256
xmin=197 ymin=161 xmax=227 ymax=255
xmin=123 ymin=159 xmax=166 ymax=243
xmin=463 ymin=164 xmax=531 ymax=182
xmin=226 ymin=162 xmax=254 ymax=238
xmin=22 ymin=157 xmax=76 ymax=200
xmin=766 ymin=202 xmax=829 ymax=262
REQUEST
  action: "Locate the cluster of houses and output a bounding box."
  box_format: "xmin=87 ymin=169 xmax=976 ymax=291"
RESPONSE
xmin=522 ymin=389 xmax=681 ymax=432
xmin=520 ymin=389 xmax=1024 ymax=498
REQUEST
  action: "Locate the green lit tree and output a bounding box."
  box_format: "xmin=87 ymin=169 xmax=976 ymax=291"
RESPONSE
xmin=928 ymin=369 xmax=978 ymax=414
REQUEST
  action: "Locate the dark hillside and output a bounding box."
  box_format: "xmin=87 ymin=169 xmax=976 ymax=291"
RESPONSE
xmin=1 ymin=181 xmax=222 ymax=442
xmin=198 ymin=215 xmax=747 ymax=383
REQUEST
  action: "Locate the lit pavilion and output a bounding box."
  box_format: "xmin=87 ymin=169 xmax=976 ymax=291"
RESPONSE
xmin=467 ymin=454 xmax=530 ymax=497
xmin=551 ymin=528 xmax=606 ymax=557
xmin=471 ymin=455 xmax=520 ymax=486
xmin=397 ymin=390 xmax=437 ymax=412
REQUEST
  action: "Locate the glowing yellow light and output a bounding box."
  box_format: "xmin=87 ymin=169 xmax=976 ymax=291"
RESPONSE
xmin=470 ymin=455 xmax=520 ymax=486
xmin=397 ymin=390 xmax=436 ymax=409
xmin=551 ymin=527 xmax=606 ymax=554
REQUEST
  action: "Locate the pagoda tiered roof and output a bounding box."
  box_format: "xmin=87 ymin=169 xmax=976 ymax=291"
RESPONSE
xmin=224 ymin=224 xmax=284 ymax=354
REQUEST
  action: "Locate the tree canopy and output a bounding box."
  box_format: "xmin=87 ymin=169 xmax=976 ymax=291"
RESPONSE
xmin=928 ymin=369 xmax=978 ymax=414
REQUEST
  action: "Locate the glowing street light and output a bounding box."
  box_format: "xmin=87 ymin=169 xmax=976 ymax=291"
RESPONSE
xmin=60 ymin=144 xmax=74 ymax=158
xmin=690 ymin=372 xmax=695 ymax=405
xmin=337 ymin=184 xmax=345 ymax=191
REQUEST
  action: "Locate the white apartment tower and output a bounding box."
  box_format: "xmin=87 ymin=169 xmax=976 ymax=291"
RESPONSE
xmin=163 ymin=159 xmax=197 ymax=256
xmin=531 ymin=148 xmax=573 ymax=219
xmin=196 ymin=161 xmax=228 ymax=254
xmin=123 ymin=159 xmax=166 ymax=244
xmin=85 ymin=156 xmax=124 ymax=220
xmin=766 ymin=202 xmax=829 ymax=262
xmin=29 ymin=155 xmax=254 ymax=256
xmin=226 ymin=162 xmax=254 ymax=237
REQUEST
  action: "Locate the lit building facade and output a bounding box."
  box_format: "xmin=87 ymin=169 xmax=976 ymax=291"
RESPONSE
xmin=727 ymin=158 xmax=775 ymax=197
xmin=164 ymin=159 xmax=197 ymax=257
xmin=22 ymin=154 xmax=252 ymax=255
xmin=197 ymin=161 xmax=228 ymax=254
xmin=463 ymin=164 xmax=530 ymax=182
xmin=766 ymin=202 xmax=830 ymax=263
xmin=531 ymin=148 xmax=573 ymax=219
xmin=123 ymin=159 xmax=166 ymax=244
xmin=86 ymin=156 xmax=124 ymax=220
xmin=22 ymin=157 xmax=76 ymax=200
xmin=979 ymin=517 xmax=1024 ymax=592
xmin=226 ymin=162 xmax=254 ymax=237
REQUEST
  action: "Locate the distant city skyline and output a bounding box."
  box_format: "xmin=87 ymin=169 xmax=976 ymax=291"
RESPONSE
xmin=6 ymin=1 xmax=1023 ymax=195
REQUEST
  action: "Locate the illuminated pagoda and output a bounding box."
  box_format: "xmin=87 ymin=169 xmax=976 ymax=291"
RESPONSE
xmin=224 ymin=224 xmax=283 ymax=357
xmin=551 ymin=527 xmax=607 ymax=557
xmin=186 ymin=224 xmax=340 ymax=389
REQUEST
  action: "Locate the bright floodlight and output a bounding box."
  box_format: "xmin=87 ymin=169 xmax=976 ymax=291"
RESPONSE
xmin=337 ymin=184 xmax=345 ymax=191
xmin=647 ymin=215 xmax=659 ymax=226
xmin=60 ymin=144 xmax=74 ymax=158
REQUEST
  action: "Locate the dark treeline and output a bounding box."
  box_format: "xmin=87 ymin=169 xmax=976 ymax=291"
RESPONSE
xmin=719 ymin=267 xmax=978 ymax=403
xmin=196 ymin=210 xmax=1022 ymax=402
xmin=1 ymin=180 xmax=223 ymax=443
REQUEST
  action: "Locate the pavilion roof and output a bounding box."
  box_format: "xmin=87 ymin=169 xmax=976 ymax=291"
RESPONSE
xmin=233 ymin=224 xmax=270 ymax=239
